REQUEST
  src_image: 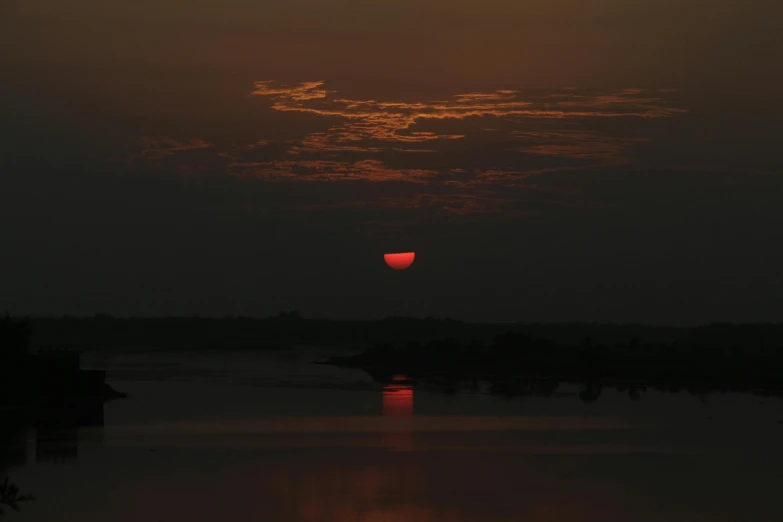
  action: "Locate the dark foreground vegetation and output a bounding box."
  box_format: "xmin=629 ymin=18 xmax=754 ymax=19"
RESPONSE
xmin=0 ymin=315 xmax=125 ymax=407
xmin=323 ymin=330 xmax=783 ymax=401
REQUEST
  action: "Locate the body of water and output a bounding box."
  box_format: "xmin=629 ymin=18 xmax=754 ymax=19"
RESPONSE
xmin=2 ymin=347 xmax=783 ymax=521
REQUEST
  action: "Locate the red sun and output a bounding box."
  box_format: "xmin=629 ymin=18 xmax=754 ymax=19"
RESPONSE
xmin=384 ymin=252 xmax=415 ymax=270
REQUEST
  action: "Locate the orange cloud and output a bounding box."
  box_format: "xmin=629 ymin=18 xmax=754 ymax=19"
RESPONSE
xmin=120 ymin=82 xmax=687 ymax=217
xmin=250 ymin=80 xmax=328 ymax=101
xmin=250 ymin=81 xmax=684 ymax=157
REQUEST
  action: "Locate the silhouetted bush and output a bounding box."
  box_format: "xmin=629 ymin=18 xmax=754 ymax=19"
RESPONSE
xmin=324 ymin=325 xmax=783 ymax=401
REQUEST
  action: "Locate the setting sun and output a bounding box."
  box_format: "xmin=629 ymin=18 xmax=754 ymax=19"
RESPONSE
xmin=384 ymin=252 xmax=415 ymax=270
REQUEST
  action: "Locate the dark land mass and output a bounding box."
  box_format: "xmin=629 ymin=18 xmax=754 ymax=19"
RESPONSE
xmin=23 ymin=313 xmax=783 ymax=357
xmin=322 ymin=330 xmax=783 ymax=401
xmin=9 ymin=312 xmax=783 ymax=401
xmin=1 ymin=317 xmax=110 ymax=518
xmin=0 ymin=316 xmax=125 ymax=408
xmin=19 ymin=312 xmax=754 ymax=350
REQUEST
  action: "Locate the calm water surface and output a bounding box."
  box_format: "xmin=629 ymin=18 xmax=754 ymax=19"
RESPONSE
xmin=3 ymin=348 xmax=783 ymax=521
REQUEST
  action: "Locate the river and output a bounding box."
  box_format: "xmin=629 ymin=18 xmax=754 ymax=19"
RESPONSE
xmin=3 ymin=347 xmax=783 ymax=521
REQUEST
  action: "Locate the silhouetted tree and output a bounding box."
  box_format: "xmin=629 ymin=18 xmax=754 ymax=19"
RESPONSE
xmin=579 ymin=382 xmax=603 ymax=403
xmin=277 ymin=310 xmax=302 ymax=321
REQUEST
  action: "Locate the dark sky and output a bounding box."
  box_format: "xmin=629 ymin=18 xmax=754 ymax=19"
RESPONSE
xmin=2 ymin=0 xmax=783 ymax=323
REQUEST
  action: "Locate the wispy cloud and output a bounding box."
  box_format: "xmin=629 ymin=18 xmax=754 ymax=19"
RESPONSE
xmin=514 ymin=131 xmax=650 ymax=163
xmin=118 ymin=137 xmax=229 ymax=179
xmin=226 ymin=159 xmax=437 ymax=183
xmin=135 ymin=137 xmax=212 ymax=159
xmin=250 ymin=80 xmax=328 ymax=101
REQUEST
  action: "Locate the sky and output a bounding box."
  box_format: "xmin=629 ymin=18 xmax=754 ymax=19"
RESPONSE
xmin=1 ymin=0 xmax=783 ymax=323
